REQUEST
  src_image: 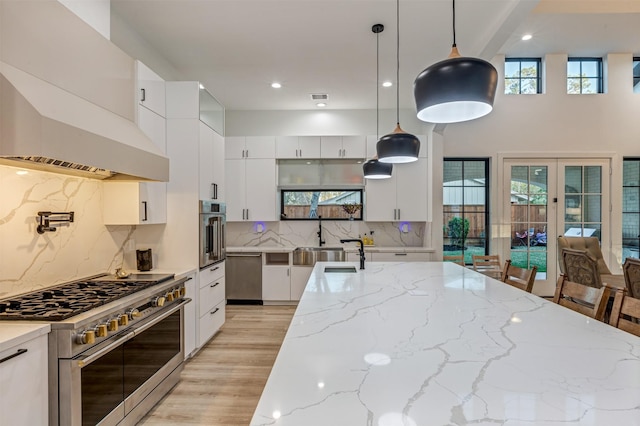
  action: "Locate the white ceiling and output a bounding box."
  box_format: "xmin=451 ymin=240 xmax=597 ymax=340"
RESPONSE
xmin=111 ymin=0 xmax=640 ymax=112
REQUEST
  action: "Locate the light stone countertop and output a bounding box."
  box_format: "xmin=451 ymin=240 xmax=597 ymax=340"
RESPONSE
xmin=251 ymin=261 xmax=640 ymax=426
xmin=0 ymin=323 xmax=50 ymax=353
xmin=226 ymin=246 xmax=434 ymax=253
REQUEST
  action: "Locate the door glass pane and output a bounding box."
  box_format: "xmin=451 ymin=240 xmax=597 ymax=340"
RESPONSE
xmin=583 ymin=195 xmax=601 ymax=222
xmin=623 ymin=188 xmax=639 ymax=211
xmin=463 ymin=187 xmax=485 ymax=206
xmin=565 ymin=166 xmax=582 ymax=192
xmin=565 ymin=195 xmax=582 ymax=222
xmin=624 ymin=161 xmax=640 ymax=186
xmin=510 ymin=165 xmax=547 ymax=274
xmin=584 ymin=166 xmax=601 ymax=193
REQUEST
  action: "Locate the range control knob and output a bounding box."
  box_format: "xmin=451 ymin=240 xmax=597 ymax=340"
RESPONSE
xmin=95 ymin=324 xmax=108 ymax=338
xmin=166 ymin=292 xmax=175 ymax=302
xmin=173 ymin=289 xmax=181 ymax=299
xmin=76 ymin=330 xmax=96 ymax=345
xmin=127 ymin=308 xmax=141 ymax=320
xmin=119 ymin=314 xmax=129 ymax=326
xmin=152 ymin=296 xmax=166 ymax=307
xmin=107 ymin=318 xmax=119 ymax=332
xmin=180 ymin=287 xmax=186 ymax=297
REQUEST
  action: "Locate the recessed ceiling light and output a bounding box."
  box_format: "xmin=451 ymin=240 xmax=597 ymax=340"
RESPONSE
xmin=382 ymin=81 xmax=392 ymax=87
xmin=316 ymin=102 xmax=327 ymax=108
xmin=521 ymin=34 xmax=532 ymax=41
xmin=199 ymin=83 xmax=205 ymax=90
xmin=271 ymin=82 xmax=282 ymax=89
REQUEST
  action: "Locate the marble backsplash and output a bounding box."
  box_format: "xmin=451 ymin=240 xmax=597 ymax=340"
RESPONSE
xmin=227 ymin=220 xmax=428 ymax=248
xmin=0 ymin=165 xmax=132 ymax=299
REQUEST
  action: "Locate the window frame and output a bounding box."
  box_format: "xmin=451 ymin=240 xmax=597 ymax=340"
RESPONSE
xmin=443 ymin=158 xmax=491 ymax=265
xmin=504 ymin=57 xmax=542 ymax=94
xmin=280 ymin=189 xmax=364 ymax=221
xmin=567 ymin=57 xmax=603 ymax=94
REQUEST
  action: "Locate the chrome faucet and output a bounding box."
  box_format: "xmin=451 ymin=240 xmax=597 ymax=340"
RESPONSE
xmin=340 ymin=238 xmax=365 ymax=270
xmin=317 ymin=215 xmax=326 ymax=246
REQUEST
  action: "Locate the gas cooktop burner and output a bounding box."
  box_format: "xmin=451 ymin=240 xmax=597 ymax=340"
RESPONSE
xmin=0 ymin=273 xmax=174 ymax=321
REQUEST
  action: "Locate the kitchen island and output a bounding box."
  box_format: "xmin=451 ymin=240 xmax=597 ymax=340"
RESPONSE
xmin=251 ymin=261 xmax=640 ymax=426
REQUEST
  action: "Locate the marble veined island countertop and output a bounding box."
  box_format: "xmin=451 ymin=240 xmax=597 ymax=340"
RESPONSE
xmin=251 ymin=261 xmax=640 ymax=426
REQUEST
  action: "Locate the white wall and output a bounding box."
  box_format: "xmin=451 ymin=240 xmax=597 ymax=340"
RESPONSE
xmin=58 ymin=0 xmax=111 ymax=39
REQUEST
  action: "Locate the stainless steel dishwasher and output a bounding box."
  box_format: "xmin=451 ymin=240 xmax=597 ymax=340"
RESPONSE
xmin=226 ymin=252 xmax=263 ymax=304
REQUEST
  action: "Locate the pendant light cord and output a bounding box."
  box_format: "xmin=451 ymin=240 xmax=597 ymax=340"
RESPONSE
xmin=377 ymin=27 xmax=380 ymax=140
xmin=396 ymin=0 xmax=400 ymax=126
xmin=452 ymin=0 xmax=456 ymax=48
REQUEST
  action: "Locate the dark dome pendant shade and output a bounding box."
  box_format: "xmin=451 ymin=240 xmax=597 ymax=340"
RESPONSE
xmin=413 ymin=0 xmax=498 ymax=124
xmin=363 ymin=158 xmax=393 ymax=179
xmin=364 ymin=23 xmax=393 ymax=179
xmin=376 ymin=0 xmax=420 ymax=164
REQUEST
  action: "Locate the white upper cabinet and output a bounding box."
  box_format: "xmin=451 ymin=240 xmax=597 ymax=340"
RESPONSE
xmin=136 ymin=61 xmax=166 ymax=117
xmin=366 ymin=134 xmax=428 ymax=159
xmin=365 ymin=158 xmax=428 ymax=222
xmin=320 ymin=136 xmax=366 ymax=159
xmin=225 ymin=158 xmax=277 ymax=221
xmin=275 ymin=136 xmax=321 ymax=159
xmin=199 ymin=122 xmax=225 ymax=201
xmin=226 ymin=136 xmax=276 ymax=159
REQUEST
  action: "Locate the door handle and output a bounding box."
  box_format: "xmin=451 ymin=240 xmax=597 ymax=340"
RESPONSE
xmin=140 ymin=88 xmax=146 ymax=102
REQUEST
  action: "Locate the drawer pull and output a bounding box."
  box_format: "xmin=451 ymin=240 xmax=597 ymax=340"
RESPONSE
xmin=394 ymin=253 xmax=407 ymax=256
xmin=210 ymin=282 xmax=220 ymax=288
xmin=186 ymin=276 xmax=193 ymax=281
xmin=0 ymin=348 xmax=28 ymax=364
xmin=210 ymin=266 xmax=220 ymax=272
xmin=210 ymin=308 xmax=220 ymax=315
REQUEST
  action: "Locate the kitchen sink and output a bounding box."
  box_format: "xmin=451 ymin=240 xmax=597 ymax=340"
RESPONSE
xmin=324 ymin=266 xmax=357 ymax=273
xmin=293 ymin=247 xmax=345 ymax=266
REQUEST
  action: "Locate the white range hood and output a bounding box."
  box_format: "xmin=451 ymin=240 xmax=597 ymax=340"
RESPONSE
xmin=0 ymin=61 xmax=169 ymax=181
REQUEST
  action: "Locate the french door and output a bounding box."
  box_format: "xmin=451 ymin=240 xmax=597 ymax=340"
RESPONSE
xmin=502 ymin=159 xmax=610 ymax=295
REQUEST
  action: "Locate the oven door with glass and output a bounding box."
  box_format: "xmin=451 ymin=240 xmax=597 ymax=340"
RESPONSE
xmin=200 ymin=212 xmax=226 ymax=269
xmin=58 ymin=301 xmax=187 ymax=426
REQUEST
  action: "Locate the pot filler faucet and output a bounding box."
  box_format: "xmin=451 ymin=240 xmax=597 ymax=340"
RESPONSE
xmin=317 ymin=216 xmax=326 ymax=246
xmin=340 ymin=239 xmax=365 ymax=270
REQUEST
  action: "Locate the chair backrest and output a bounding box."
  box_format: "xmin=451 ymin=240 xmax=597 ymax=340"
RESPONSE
xmin=609 ymin=289 xmax=640 ymax=337
xmin=443 ymin=255 xmax=465 ymax=266
xmin=562 ymin=248 xmax=603 ymax=289
xmin=622 ymin=257 xmax=640 ymax=299
xmin=557 ymin=236 xmax=611 ymax=275
xmin=552 ymin=275 xmax=612 ymax=321
xmin=501 ymin=260 xmax=538 ymax=293
xmin=472 ymin=255 xmax=501 ymax=272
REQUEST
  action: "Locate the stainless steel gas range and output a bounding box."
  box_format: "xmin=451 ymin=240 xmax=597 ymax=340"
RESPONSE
xmin=0 ymin=272 xmax=190 ymax=426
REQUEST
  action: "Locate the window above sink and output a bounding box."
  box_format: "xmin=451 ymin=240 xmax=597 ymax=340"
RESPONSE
xmin=280 ymin=190 xmax=363 ymax=221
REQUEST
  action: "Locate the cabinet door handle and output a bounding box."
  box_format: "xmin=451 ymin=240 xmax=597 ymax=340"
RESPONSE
xmin=0 ymin=348 xmax=28 ymax=364
xmin=210 ymin=307 xmax=220 ymax=315
xmin=142 ymin=201 xmax=148 ymax=222
xmin=210 ymin=266 xmax=220 ymax=272
xmin=186 ymin=276 xmax=193 ymax=281
xmin=246 ymin=209 xmax=249 ymax=220
xmin=140 ymin=88 xmax=146 ymax=102
xmin=210 ymin=282 xmax=220 ymax=288
xmin=246 ymin=149 xmax=249 ymax=158
xmin=397 ymin=209 xmax=400 ymax=220
xmin=287 ymin=269 xmax=290 ymax=277
xmin=394 ymin=253 xmax=407 ymax=256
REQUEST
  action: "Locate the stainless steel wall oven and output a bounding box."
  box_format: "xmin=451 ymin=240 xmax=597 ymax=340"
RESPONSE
xmin=199 ymin=200 xmax=226 ymax=269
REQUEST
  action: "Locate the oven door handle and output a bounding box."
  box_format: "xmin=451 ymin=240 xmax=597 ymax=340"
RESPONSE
xmin=76 ymin=331 xmax=136 ymax=368
xmin=75 ymin=299 xmax=190 ymax=368
xmin=131 ymin=299 xmax=191 ymax=337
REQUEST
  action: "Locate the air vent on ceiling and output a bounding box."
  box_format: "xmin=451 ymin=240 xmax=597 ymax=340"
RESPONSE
xmin=310 ymin=94 xmax=328 ymax=100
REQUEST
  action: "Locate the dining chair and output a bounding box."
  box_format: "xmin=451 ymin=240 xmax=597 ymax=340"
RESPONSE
xmin=557 ymin=236 xmax=612 ymax=275
xmin=552 ymin=274 xmax=613 ymax=321
xmin=609 ymin=289 xmax=640 ymax=337
xmin=443 ymin=255 xmax=465 ymax=266
xmin=472 ymin=255 xmax=502 ymax=279
xmin=622 ymin=257 xmax=640 ymax=299
xmin=561 ymin=248 xmax=603 ymax=289
xmin=501 ymin=260 xmax=537 ymax=293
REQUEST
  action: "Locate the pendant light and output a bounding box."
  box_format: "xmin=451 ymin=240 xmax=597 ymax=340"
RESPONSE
xmin=413 ymin=0 xmax=498 ymax=124
xmin=376 ymin=0 xmax=420 ymax=164
xmin=364 ymin=24 xmax=393 ymax=179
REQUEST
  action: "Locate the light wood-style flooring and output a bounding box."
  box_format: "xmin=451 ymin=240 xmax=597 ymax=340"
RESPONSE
xmin=138 ymin=305 xmax=296 ymax=425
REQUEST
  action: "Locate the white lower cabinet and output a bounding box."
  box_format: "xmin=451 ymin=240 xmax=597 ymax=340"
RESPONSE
xmin=198 ymin=262 xmax=226 ymax=347
xmin=183 ymin=272 xmax=197 ymax=359
xmin=0 ymin=333 xmax=48 ymax=425
xmin=262 ymin=265 xmax=291 ymax=301
xmin=290 ymin=266 xmax=313 ymax=300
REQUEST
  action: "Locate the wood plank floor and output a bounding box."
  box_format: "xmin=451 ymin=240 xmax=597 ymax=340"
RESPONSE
xmin=138 ymin=305 xmax=296 ymax=426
